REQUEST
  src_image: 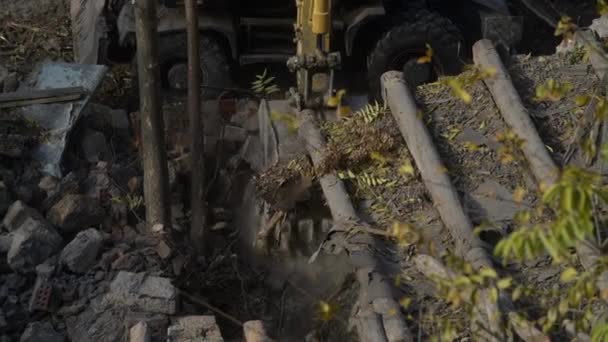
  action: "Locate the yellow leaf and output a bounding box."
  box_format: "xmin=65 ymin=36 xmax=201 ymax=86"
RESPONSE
xmin=513 ymin=187 xmax=527 ymax=204
xmin=417 ymin=44 xmax=433 ymax=64
xmin=600 ymin=0 xmax=608 ymax=15
xmin=399 ymin=160 xmax=415 ymax=176
xmin=489 ymin=287 xmax=499 ymax=303
xmin=399 ymin=297 xmax=412 ymax=309
xmin=318 ymin=301 xmax=339 ymax=321
xmin=575 ymin=94 xmax=591 ymax=106
xmin=447 ymin=78 xmax=472 ymax=104
xmin=479 ymin=268 xmax=498 ymax=279
xmin=497 ymin=277 xmax=512 ymax=289
xmin=560 ymin=267 xmax=578 ymax=283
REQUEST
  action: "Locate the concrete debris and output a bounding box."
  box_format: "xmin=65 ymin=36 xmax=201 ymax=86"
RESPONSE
xmin=35 ymin=258 xmax=57 ymax=278
xmin=47 ymin=194 xmax=104 ymax=233
xmin=125 ymin=312 xmax=169 ymax=341
xmin=18 ymin=62 xmax=108 ymax=177
xmin=243 ymin=320 xmax=273 ymax=342
xmin=81 ymin=129 xmax=111 ymax=163
xmin=20 ymin=321 xmax=64 ymax=342
xmin=239 ymin=136 xmax=265 ymax=173
xmin=41 ymin=171 xmax=83 ymax=212
xmin=167 ymin=316 xmax=224 ymax=342
xmin=155 ymin=240 xmax=172 ymax=260
xmin=83 ymin=103 xmax=131 ymax=139
xmin=2 ymin=201 xmax=46 ymax=232
xmin=224 ymin=125 xmax=248 ymax=142
xmin=60 ymin=228 xmax=103 ymax=273
xmin=129 ymin=321 xmax=151 ymax=342
xmin=590 ymin=15 xmax=608 ymax=39
xmin=37 ymin=176 xmax=58 ymax=194
xmin=66 ymin=303 xmax=127 ymax=342
xmin=104 ymin=271 xmax=178 ymax=314
xmin=7 ymin=218 xmax=63 ymax=273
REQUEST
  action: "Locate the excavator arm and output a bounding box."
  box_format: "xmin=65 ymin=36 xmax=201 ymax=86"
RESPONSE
xmin=287 ymin=0 xmax=341 ymax=110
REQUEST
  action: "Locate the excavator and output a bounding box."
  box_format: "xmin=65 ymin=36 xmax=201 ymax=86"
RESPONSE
xmin=70 ymin=0 xmax=548 ymax=103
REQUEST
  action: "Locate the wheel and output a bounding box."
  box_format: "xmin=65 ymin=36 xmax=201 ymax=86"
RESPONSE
xmin=130 ymin=33 xmax=233 ymax=109
xmin=367 ymin=11 xmax=463 ymax=99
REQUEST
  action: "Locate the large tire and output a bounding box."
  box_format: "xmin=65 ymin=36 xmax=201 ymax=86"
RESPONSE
xmin=130 ymin=33 xmax=232 ymax=109
xmin=367 ymin=11 xmax=463 ymax=99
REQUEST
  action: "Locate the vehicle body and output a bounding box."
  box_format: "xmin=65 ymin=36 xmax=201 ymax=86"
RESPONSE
xmin=71 ymin=0 xmax=523 ymax=98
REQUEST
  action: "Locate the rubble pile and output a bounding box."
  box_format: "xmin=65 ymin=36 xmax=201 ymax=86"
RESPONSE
xmin=0 ymin=97 xmax=244 ymax=341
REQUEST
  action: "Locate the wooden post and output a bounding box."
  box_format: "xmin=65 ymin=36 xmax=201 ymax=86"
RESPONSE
xmin=134 ymin=0 xmax=172 ymax=228
xmin=185 ymin=0 xmax=206 ymax=253
xmin=298 ymin=109 xmax=413 ymax=342
xmin=472 ymin=39 xmax=559 ymax=187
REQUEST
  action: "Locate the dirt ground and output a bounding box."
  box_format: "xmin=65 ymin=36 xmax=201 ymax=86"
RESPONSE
xmin=0 ymin=0 xmax=606 ymax=340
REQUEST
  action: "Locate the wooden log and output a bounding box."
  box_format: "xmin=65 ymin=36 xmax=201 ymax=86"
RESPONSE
xmin=575 ymin=30 xmax=608 ymax=80
xmin=382 ymin=71 xmax=504 ymax=340
xmin=473 ymin=39 xmax=559 ymax=187
xmin=129 ymin=322 xmax=151 ymax=342
xmin=0 ymin=86 xmax=85 ymax=108
xmin=134 ymin=0 xmax=172 ymax=228
xmin=474 ymin=39 xmax=608 ymax=299
xmin=413 ymin=255 xmax=548 ymax=342
xmin=298 ymin=109 xmax=412 ymax=342
xmin=381 ymin=71 xmax=492 ymax=271
xmin=185 ymin=0 xmax=206 ymax=254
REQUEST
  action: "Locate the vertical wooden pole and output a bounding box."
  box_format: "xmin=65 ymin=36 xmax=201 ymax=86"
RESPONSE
xmin=185 ymin=0 xmax=206 ymax=253
xmin=134 ymin=0 xmax=172 ymax=229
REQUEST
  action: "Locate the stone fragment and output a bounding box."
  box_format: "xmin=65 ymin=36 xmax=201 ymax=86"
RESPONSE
xmin=47 ymin=195 xmax=104 ymax=233
xmin=81 ymin=129 xmax=111 ymax=163
xmin=7 ymin=218 xmax=63 ymax=273
xmin=243 ymin=320 xmax=273 ymax=342
xmin=35 ymin=258 xmax=57 ymax=278
xmin=66 ymin=304 xmax=126 ymax=342
xmin=41 ymin=171 xmax=83 ymax=211
xmin=167 ymin=316 xmax=223 ymax=342
xmin=125 ymin=312 xmax=169 ymax=341
xmin=155 ymin=240 xmax=172 ymax=259
xmin=591 ymin=15 xmax=608 ymax=39
xmin=60 ymin=228 xmax=103 ymax=273
xmin=104 ymin=271 xmax=177 ymax=314
xmin=2 ymin=201 xmax=45 ymax=232
xmin=129 ymin=321 xmax=150 ymax=342
xmin=37 ymin=176 xmax=58 ymax=194
xmin=20 ymin=321 xmax=64 ymax=342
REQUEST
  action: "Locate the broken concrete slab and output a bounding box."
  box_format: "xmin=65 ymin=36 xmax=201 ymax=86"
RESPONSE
xmin=7 ymin=218 xmax=63 ymax=273
xmin=66 ymin=303 xmax=127 ymax=342
xmin=20 ymin=321 xmax=64 ymax=342
xmin=17 ymin=62 xmax=108 ymax=177
xmin=81 ymin=129 xmax=111 ymax=163
xmin=104 ymin=271 xmax=177 ymax=314
xmin=47 ymin=194 xmax=104 ymax=233
xmin=2 ymin=201 xmax=46 ymax=232
xmin=60 ymin=228 xmax=103 ymax=273
xmin=167 ymin=316 xmax=224 ymax=342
